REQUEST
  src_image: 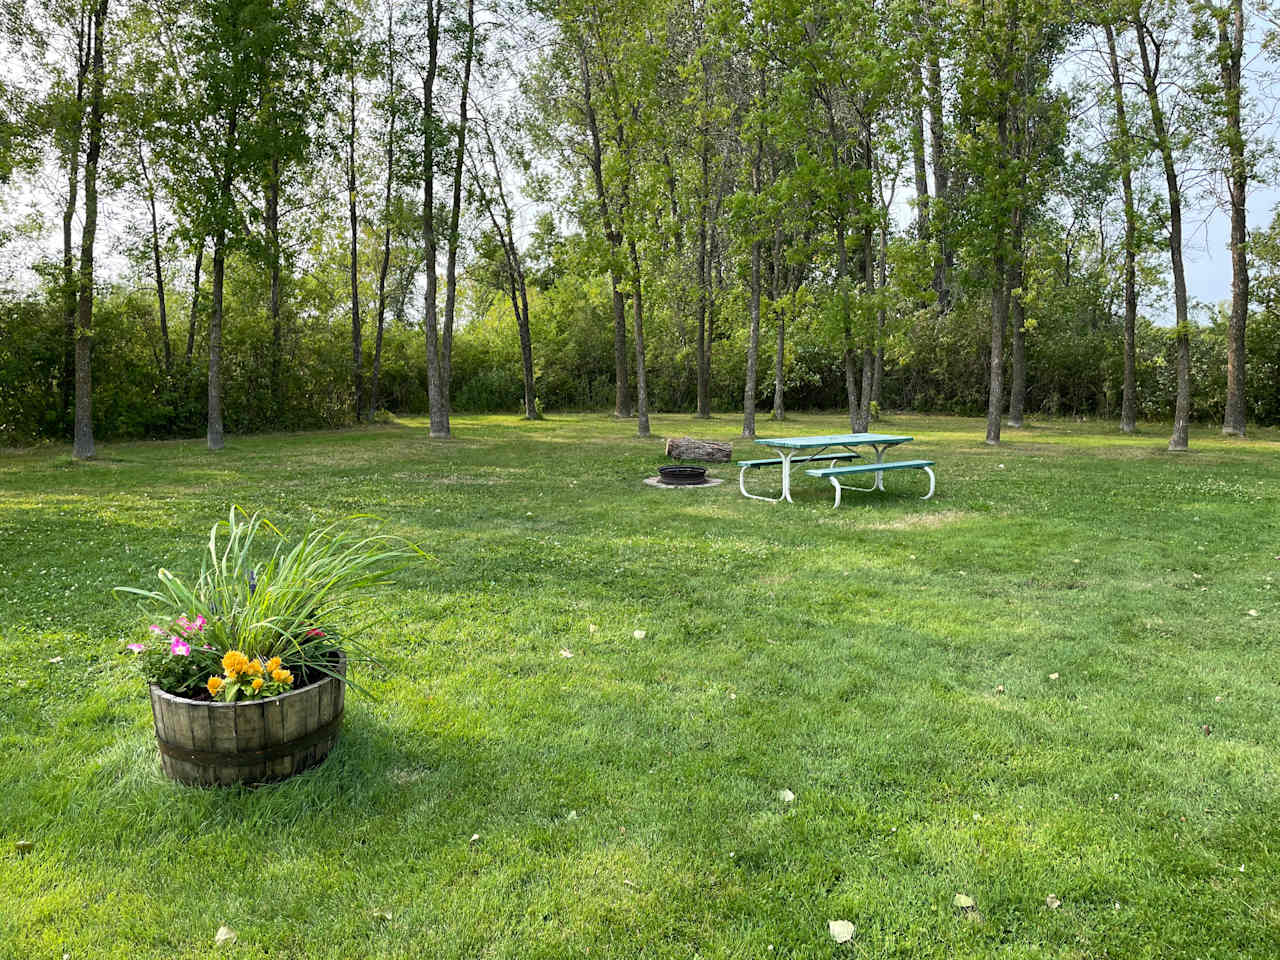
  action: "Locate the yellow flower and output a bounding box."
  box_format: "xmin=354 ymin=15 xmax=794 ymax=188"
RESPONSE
xmin=222 ymin=650 xmax=249 ymax=675
xmin=266 ymin=657 xmax=282 ymax=672
xmin=251 ymin=677 xmax=264 ymax=692
xmin=246 ymin=659 xmax=263 ymax=677
xmin=206 ymin=676 xmax=224 ymax=697
xmin=270 ymin=668 xmax=288 ymax=683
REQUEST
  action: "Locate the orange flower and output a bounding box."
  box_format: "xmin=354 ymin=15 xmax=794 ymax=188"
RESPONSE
xmin=206 ymin=675 xmax=224 ymax=697
xmin=246 ymin=659 xmax=263 ymax=677
xmin=266 ymin=657 xmax=282 ymax=672
xmin=251 ymin=677 xmax=264 ymax=692
xmin=270 ymin=668 xmax=288 ymax=683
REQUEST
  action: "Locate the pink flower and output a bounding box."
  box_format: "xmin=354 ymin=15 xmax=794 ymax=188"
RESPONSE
xmin=127 ymin=643 xmax=146 ymax=653
xmin=148 ymin=625 xmax=165 ymax=634
xmin=306 ymin=629 xmax=325 ymax=638
xmin=193 ymin=615 xmax=206 ymax=630
xmin=170 ymin=638 xmax=191 ymax=656
xmin=177 ymin=616 xmax=193 ymax=633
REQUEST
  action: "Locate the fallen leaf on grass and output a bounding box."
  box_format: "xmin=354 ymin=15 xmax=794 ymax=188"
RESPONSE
xmin=953 ymin=893 xmax=975 ymax=910
xmin=1048 ymin=673 xmax=1060 ymax=681
xmin=469 ymin=833 xmax=480 ymax=843
xmin=14 ymin=841 xmax=33 ymax=856
xmin=1045 ymin=894 xmax=1061 ymax=910
xmin=214 ymin=926 xmax=237 ymax=947
xmin=559 ymin=649 xmax=573 ymax=658
xmin=371 ymin=910 xmax=393 ymax=921
xmin=633 ymin=629 xmax=646 ymax=640
xmin=1247 ymin=609 xmax=1259 ymax=617
xmin=827 ymin=919 xmax=854 ymax=943
xmin=47 ymin=657 xmax=63 ymax=664
xmin=778 ymin=789 xmax=795 ymax=803
xmin=995 ymin=684 xmax=1005 ymax=694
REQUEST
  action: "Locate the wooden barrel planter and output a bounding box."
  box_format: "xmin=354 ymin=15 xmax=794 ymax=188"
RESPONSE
xmin=148 ymin=651 xmax=346 ymax=786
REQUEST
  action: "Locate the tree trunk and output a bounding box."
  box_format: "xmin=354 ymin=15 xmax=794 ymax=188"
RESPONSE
xmin=743 ymin=232 xmax=761 ymax=438
xmin=1104 ymin=22 xmax=1138 ymax=434
xmin=853 ymin=217 xmax=873 ymax=432
xmin=926 ymin=46 xmax=951 ymax=309
xmin=371 ymin=5 xmax=396 ymax=422
xmin=72 ymin=0 xmax=107 ymax=460
xmin=186 ymin=242 xmax=203 ymax=364
xmin=743 ymin=88 xmax=764 ymax=439
xmin=844 ymin=345 xmax=860 ymax=431
xmin=347 ymin=70 xmax=364 ymax=422
xmin=61 ymin=10 xmax=90 ymax=422
xmin=139 ymin=145 xmax=171 ymax=376
xmin=209 ymin=99 xmax=239 ymax=452
xmin=985 ymin=250 xmax=1009 ymax=446
xmin=1008 ymin=286 xmax=1026 ymax=428
xmin=208 ymin=228 xmax=226 ymax=451
xmin=576 ymin=38 xmax=630 ymax=419
xmin=771 ymin=227 xmax=786 ymax=421
xmin=911 ymin=62 xmax=931 ymax=244
xmin=1219 ymin=0 xmax=1248 ymax=437
xmin=628 ymin=238 xmax=650 ymax=437
xmin=856 ymin=349 xmax=873 ymax=430
xmin=1008 ymin=213 xmax=1026 ymax=428
xmin=439 ymin=0 xmax=475 ymax=430
xmin=514 ymin=265 xmax=538 ymax=419
xmin=665 ymin=437 xmax=731 ymax=462
xmin=266 ymin=161 xmax=283 ymax=414
xmin=1135 ymin=19 xmax=1191 ymax=451
xmin=695 ymin=135 xmax=710 ymax=418
xmin=422 ymin=12 xmax=447 ymax=439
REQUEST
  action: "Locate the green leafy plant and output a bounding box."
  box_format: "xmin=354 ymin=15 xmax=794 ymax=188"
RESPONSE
xmin=118 ymin=506 xmax=423 ymax=695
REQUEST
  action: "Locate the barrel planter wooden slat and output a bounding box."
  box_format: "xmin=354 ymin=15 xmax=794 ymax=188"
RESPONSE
xmin=148 ymin=651 xmax=345 ymax=786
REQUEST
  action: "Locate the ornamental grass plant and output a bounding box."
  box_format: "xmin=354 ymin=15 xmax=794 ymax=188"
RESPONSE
xmin=117 ymin=506 xmax=422 ymax=697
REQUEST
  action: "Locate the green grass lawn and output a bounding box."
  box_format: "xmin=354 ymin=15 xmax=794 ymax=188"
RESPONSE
xmin=2 ymin=412 xmax=1279 ymax=959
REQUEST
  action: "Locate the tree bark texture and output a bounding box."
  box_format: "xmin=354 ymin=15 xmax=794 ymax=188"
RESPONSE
xmin=576 ymin=38 xmax=630 ymax=419
xmin=139 ymin=145 xmax=171 ymax=375
xmin=61 ymin=10 xmax=90 ymax=421
xmin=347 ymin=70 xmax=364 ymax=422
xmin=1135 ymin=19 xmax=1191 ymax=451
xmin=1219 ymin=0 xmax=1248 ymax=436
xmin=439 ymin=0 xmax=475 ymax=430
xmin=208 ymin=98 xmax=240 ymax=452
xmin=628 ymin=238 xmax=650 ymax=437
xmin=421 ymin=5 xmax=447 ymax=439
xmin=73 ymin=0 xmax=107 ymax=460
xmin=1104 ymin=22 xmax=1139 ymax=434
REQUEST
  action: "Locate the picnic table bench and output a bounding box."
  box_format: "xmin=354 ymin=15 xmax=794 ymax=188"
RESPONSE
xmin=805 ymin=459 xmax=935 ymax=507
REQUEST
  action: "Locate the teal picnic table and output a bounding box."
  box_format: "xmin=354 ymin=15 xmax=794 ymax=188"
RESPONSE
xmin=738 ymin=432 xmax=918 ymax=504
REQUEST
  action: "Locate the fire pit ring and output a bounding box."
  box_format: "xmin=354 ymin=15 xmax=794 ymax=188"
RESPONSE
xmin=658 ymin=465 xmax=708 ymax=486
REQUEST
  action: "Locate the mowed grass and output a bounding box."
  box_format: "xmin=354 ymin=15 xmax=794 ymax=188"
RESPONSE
xmin=1 ymin=411 xmax=1279 ymax=959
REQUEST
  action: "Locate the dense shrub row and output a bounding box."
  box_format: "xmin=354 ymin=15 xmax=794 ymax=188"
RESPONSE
xmin=5 ymin=259 xmax=1280 ymax=446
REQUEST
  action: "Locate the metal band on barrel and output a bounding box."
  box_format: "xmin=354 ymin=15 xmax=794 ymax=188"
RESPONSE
xmin=155 ymin=711 xmax=344 ymax=766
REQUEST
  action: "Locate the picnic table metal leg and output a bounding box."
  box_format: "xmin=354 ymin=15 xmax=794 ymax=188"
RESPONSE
xmin=921 ymin=465 xmax=935 ymax=500
xmin=740 ymin=462 xmax=780 ymax=502
xmin=830 ymin=476 xmax=842 ymax=508
xmin=781 ymin=450 xmax=795 ymax=503
xmin=873 ymin=444 xmax=886 ymax=491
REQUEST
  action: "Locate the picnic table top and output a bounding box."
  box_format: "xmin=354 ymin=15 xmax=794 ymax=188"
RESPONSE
xmin=753 ymin=433 xmax=914 ymax=450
